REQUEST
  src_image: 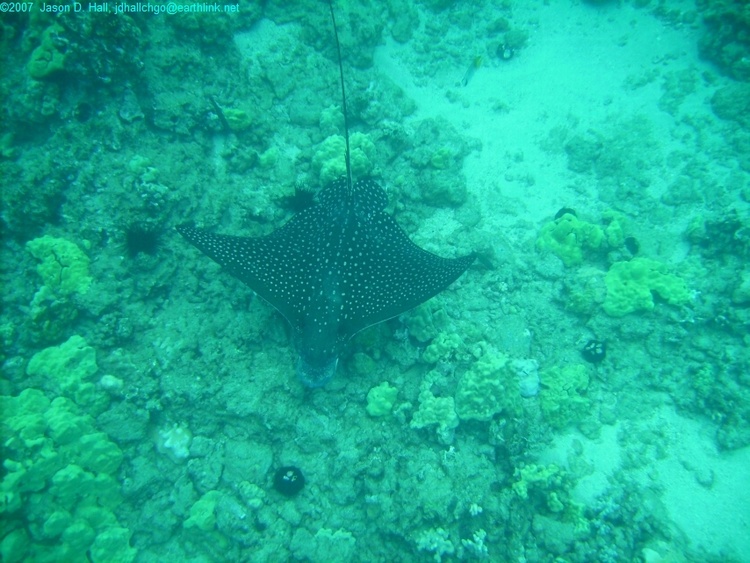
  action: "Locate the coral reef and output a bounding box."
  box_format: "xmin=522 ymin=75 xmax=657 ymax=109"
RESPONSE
xmin=537 ymin=211 xmax=624 ymax=268
xmin=27 ymin=24 xmax=67 ymax=79
xmin=0 ymin=389 xmax=134 ymax=562
xmin=366 ymin=382 xmax=399 ymax=417
xmin=697 ymin=0 xmax=750 ymax=81
xmin=603 ymin=257 xmax=691 ymax=317
xmin=537 ymin=213 xmax=604 ymax=267
xmin=26 ymin=235 xmax=92 ymax=298
xmin=410 ymin=374 xmax=459 ymax=444
xmin=416 ymin=527 xmax=455 ymax=561
xmin=455 ymin=346 xmax=521 ymax=421
xmin=711 ymin=83 xmax=750 ymax=128
xmin=312 ymin=133 xmax=375 ymax=187
xmin=26 ymin=335 xmax=108 ymax=414
xmin=184 ymin=490 xmax=221 ymax=531
xmin=0 ymin=1 xmax=745 ymax=561
xmin=422 ymin=332 xmax=462 ymax=363
xmin=290 ymin=527 xmax=357 ymax=562
xmin=155 ymin=424 xmax=192 ymax=463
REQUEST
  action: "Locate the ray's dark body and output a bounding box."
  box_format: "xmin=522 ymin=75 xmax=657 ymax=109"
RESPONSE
xmin=177 ymin=4 xmax=474 ymax=387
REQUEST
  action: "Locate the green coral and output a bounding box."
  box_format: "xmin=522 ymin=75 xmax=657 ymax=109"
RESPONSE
xmin=601 ymin=210 xmax=626 ymax=248
xmin=26 ymin=335 xmax=108 ymax=414
xmin=539 ymin=364 xmax=591 ymax=429
xmin=319 ymin=104 xmax=344 ymax=136
xmin=405 ymin=305 xmax=450 ymax=343
xmin=512 ymin=464 xmax=563 ymax=503
xmin=26 ymin=235 xmax=92 ymax=297
xmin=0 ymin=389 xmax=134 ymax=563
xmin=258 ymin=146 xmax=280 ymax=169
xmin=27 ymin=24 xmax=67 ymax=79
xmin=223 ymin=108 xmax=253 ymax=132
xmin=128 ymin=154 xmax=159 ymax=183
xmin=366 ymin=382 xmax=398 ymax=417
xmin=512 ymin=464 xmax=585 ymax=525
xmin=603 ymin=257 xmax=691 ymax=317
xmin=411 ymin=375 xmax=458 ymax=443
xmin=312 ymin=133 xmax=375 ymax=186
xmin=536 ymin=213 xmax=605 ymax=267
xmin=455 ymin=347 xmax=519 ymax=421
xmin=422 ymin=332 xmax=462 ymax=363
xmin=184 ymin=490 xmax=222 ymax=531
xmin=429 ymin=146 xmax=454 ymax=169
xmin=89 ymin=527 xmax=138 ymax=563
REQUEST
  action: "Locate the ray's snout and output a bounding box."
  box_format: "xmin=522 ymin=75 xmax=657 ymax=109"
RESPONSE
xmin=296 ymin=355 xmax=339 ymax=388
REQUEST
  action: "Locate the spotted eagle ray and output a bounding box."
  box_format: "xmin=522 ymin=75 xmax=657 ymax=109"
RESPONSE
xmin=177 ymin=3 xmax=475 ymax=387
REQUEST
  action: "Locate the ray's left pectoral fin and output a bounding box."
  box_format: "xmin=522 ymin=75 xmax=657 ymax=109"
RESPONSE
xmin=176 ymin=224 xmax=296 ymax=319
xmin=177 ymin=225 xmax=250 ymax=274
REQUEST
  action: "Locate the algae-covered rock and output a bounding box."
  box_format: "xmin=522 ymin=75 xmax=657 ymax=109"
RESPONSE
xmin=710 ymin=83 xmax=750 ymax=128
xmin=409 ymin=117 xmax=473 ymax=207
xmin=603 ymin=257 xmax=690 ymax=317
xmin=732 ymin=270 xmax=750 ymax=305
xmin=539 ymin=364 xmax=590 ymax=429
xmin=564 ymin=135 xmax=603 ymax=174
xmin=429 ymin=146 xmax=454 ymax=170
xmin=698 ymin=3 xmax=750 ymax=82
xmin=512 ymin=463 xmax=562 ymax=501
xmin=184 ymin=490 xmax=222 ymax=531
xmin=513 ymin=464 xmax=587 ymax=529
xmin=27 ymin=24 xmax=67 ymax=79
xmin=223 ymin=108 xmax=253 ymax=132
xmin=562 ymin=267 xmax=607 ymax=315
xmin=26 ymin=235 xmax=92 ymax=297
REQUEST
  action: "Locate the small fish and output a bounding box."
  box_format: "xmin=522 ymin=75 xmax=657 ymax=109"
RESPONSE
xmin=460 ymin=56 xmax=482 ymax=87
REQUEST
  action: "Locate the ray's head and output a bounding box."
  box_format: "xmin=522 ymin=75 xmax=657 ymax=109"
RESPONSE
xmin=295 ymin=354 xmax=339 ymax=388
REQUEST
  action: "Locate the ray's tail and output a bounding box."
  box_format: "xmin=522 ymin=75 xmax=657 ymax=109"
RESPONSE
xmin=328 ymin=1 xmax=353 ymax=193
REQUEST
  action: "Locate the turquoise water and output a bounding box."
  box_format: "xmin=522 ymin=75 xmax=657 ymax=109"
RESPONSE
xmin=1 ymin=0 xmax=749 ymax=561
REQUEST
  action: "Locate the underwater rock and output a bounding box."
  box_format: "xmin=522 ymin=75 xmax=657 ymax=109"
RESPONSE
xmin=512 ymin=358 xmax=540 ymax=398
xmin=155 ymin=423 xmax=192 ymax=463
xmin=710 ymin=83 xmax=750 ymax=128
xmin=698 ymin=2 xmax=750 ymax=82
xmin=119 ymin=88 xmax=144 ymax=123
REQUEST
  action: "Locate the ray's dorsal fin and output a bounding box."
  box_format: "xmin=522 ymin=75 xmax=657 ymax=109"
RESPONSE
xmin=328 ymin=0 xmax=353 ymax=193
